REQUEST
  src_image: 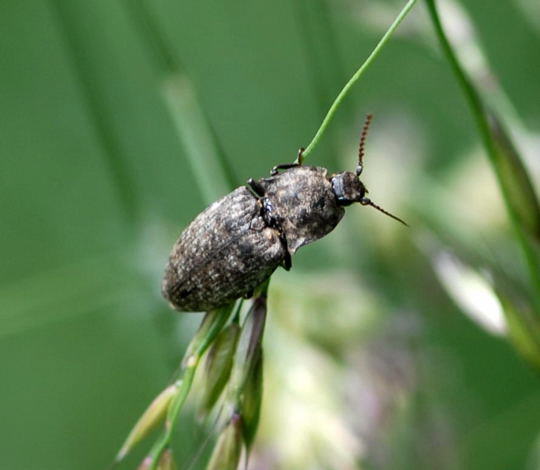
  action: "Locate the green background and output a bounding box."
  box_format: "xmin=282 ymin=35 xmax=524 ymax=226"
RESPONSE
xmin=1 ymin=1 xmax=539 ymax=469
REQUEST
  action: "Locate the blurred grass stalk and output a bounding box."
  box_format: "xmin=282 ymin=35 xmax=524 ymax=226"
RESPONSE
xmin=162 ymin=76 xmax=232 ymax=204
xmin=497 ymin=291 xmax=540 ymax=370
xmin=123 ymin=0 xmax=235 ymax=204
xmin=425 ymin=0 xmax=540 ymax=364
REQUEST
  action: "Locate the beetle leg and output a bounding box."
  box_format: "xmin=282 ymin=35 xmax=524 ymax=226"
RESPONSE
xmin=246 ymin=178 xmax=266 ymax=198
xmin=270 ymin=163 xmax=301 ymax=176
xmin=296 ymin=147 xmax=305 ymax=165
xmin=270 ymin=148 xmax=305 ymax=176
xmin=279 ymin=233 xmax=292 ymax=271
xmin=258 ymin=196 xmax=292 ymax=270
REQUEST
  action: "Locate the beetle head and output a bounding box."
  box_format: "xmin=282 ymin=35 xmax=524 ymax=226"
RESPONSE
xmin=332 ymin=171 xmax=367 ymax=206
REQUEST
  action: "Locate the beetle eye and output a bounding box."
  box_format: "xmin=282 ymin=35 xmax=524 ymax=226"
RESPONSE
xmin=357 ymin=181 xmax=368 ymax=199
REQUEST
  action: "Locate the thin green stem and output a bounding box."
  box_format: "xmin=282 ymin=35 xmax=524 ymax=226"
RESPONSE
xmin=302 ymin=0 xmax=418 ymax=159
xmin=423 ymin=0 xmax=492 ymax=163
xmin=147 ymin=365 xmax=199 ymax=469
xmin=424 ymin=0 xmax=540 ymax=307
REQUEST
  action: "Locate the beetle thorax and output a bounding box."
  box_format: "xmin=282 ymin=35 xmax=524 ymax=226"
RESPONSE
xmin=262 ymin=166 xmax=345 ymax=254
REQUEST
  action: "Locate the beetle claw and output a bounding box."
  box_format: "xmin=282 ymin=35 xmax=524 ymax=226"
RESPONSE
xmin=282 ymin=251 xmax=292 ymax=271
xmin=247 ymin=178 xmax=266 ymax=198
xmin=270 ymin=162 xmax=301 ymax=176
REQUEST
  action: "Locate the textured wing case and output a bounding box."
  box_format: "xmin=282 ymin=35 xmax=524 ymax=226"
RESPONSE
xmin=162 ymin=186 xmax=285 ymax=311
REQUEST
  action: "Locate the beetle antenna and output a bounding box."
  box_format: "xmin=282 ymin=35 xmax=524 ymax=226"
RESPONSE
xmin=357 ymin=114 xmax=373 ymax=176
xmin=360 ymin=197 xmax=408 ymax=226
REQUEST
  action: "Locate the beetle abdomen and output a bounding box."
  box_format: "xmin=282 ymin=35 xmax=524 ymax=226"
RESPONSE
xmin=162 ymin=187 xmax=285 ymax=312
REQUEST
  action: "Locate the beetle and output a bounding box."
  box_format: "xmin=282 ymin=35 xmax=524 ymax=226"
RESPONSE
xmin=162 ymin=115 xmax=406 ymax=312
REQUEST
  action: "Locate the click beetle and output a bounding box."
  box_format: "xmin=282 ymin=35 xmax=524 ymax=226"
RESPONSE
xmin=162 ymin=115 xmax=406 ymax=312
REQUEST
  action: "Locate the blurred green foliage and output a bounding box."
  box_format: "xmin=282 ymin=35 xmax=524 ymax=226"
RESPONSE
xmin=1 ymin=1 xmax=540 ymax=469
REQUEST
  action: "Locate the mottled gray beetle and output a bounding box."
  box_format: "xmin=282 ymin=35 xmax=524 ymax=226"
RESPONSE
xmin=163 ymin=115 xmax=406 ymax=312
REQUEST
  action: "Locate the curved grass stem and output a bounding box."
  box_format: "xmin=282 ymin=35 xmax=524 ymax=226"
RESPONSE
xmin=424 ymin=0 xmax=540 ymax=310
xmin=302 ymin=0 xmax=418 ymax=160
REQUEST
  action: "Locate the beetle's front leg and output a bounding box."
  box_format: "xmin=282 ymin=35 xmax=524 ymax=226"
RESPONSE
xmin=246 ymin=178 xmax=266 ymax=198
xmin=257 ymin=196 xmax=292 ymax=271
xmin=279 ymin=234 xmax=292 ymax=271
xmin=270 ymin=148 xmax=305 ymax=176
